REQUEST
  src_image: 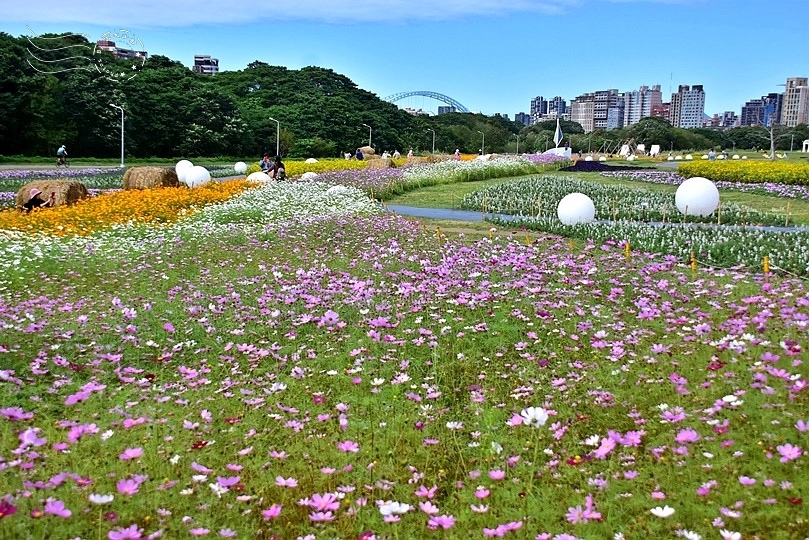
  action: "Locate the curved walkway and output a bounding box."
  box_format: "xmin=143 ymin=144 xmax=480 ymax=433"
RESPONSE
xmin=385 ymin=204 xmax=807 ymax=233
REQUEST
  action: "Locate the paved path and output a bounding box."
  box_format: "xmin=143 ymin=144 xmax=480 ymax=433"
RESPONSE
xmin=385 ymin=204 xmax=806 ymax=233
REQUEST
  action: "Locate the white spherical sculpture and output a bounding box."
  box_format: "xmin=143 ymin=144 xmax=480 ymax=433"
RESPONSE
xmin=627 ymin=155 xmax=636 ymax=162
xmin=732 ymin=154 xmax=740 ymax=160
xmin=247 ymin=171 xmax=271 ymax=182
xmin=599 ymin=156 xmax=606 ymax=162
xmin=305 ymin=158 xmax=318 ymax=164
xmin=184 ymin=166 xmax=211 ymax=188
xmin=557 ymin=193 xmax=596 ymax=225
xmin=685 ymin=154 xmax=693 ymax=160
xmin=584 ymin=156 xmax=593 ymax=162
xmin=702 ymin=155 xmax=709 ymax=160
xmin=234 ymin=161 xmax=247 ymax=174
xmin=742 ymin=155 xmax=748 ymax=160
xmin=175 ymin=160 xmax=194 ymax=184
xmin=301 ymin=172 xmax=319 ymax=181
xmin=675 ymin=177 xmax=719 ymax=217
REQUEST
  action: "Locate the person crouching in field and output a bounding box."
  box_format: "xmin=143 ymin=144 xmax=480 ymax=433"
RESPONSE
xmin=22 ymin=188 xmax=55 ymax=212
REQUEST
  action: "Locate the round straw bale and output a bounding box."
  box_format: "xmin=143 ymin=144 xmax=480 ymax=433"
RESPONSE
xmin=358 ymin=146 xmax=375 ymax=156
xmin=123 ymin=166 xmax=180 ymax=190
xmin=16 ymin=180 xmax=89 ymax=209
xmin=365 ymin=157 xmax=396 ymax=170
xmin=402 ymin=156 xmax=428 ymax=167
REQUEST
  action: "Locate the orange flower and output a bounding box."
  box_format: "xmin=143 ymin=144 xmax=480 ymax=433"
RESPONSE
xmin=0 ymin=181 xmax=254 ymax=237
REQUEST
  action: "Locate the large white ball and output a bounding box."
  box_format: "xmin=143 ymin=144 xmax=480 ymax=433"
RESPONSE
xmin=175 ymin=159 xmax=193 ymax=174
xmin=234 ymin=161 xmax=247 ymax=173
xmin=584 ymin=156 xmax=593 ymax=161
xmin=599 ymin=156 xmax=606 ymax=162
xmin=732 ymin=154 xmax=740 ymax=160
xmin=247 ymin=171 xmax=271 ymax=181
xmin=557 ymin=193 xmax=596 ymax=225
xmin=326 ymin=185 xmax=351 ymax=196
xmin=301 ymin=172 xmax=319 ymax=181
xmin=627 ymin=155 xmax=636 ymax=162
xmin=185 ymin=165 xmax=211 ymax=188
xmin=675 ymin=177 xmax=719 ymax=217
xmin=685 ymin=154 xmax=693 ymax=160
xmin=305 ymin=158 xmax=318 ymax=164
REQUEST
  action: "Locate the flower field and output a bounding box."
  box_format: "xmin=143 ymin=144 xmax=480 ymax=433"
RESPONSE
xmin=0 ymin=161 xmax=808 ymax=540
xmin=678 ymin=161 xmax=809 ymax=185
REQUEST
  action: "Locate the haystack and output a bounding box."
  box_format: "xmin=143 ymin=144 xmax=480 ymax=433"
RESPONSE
xmin=358 ymin=146 xmax=375 ymax=156
xmin=366 ymin=158 xmax=396 ymax=170
xmin=123 ymin=167 xmax=180 ymax=190
xmin=16 ymin=180 xmax=89 ymax=209
xmin=403 ymin=156 xmax=428 ymax=168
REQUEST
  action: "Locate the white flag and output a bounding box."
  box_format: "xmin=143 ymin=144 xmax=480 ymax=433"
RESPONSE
xmin=553 ymin=118 xmax=563 ymax=148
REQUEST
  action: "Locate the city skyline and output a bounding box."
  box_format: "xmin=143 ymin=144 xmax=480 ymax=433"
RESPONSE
xmin=2 ymin=0 xmax=807 ymax=120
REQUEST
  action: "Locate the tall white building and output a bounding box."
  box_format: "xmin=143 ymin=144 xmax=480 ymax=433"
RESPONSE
xmin=670 ymin=85 xmax=705 ymax=128
xmin=780 ymin=77 xmax=809 ymax=127
xmin=193 ymin=55 xmax=219 ymax=75
xmin=623 ymin=85 xmax=662 ymax=126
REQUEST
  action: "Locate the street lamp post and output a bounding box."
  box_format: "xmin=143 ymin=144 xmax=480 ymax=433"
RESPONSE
xmin=362 ymin=123 xmax=372 ymax=148
xmin=476 ymin=130 xmax=485 ymax=155
xmin=109 ymin=103 xmax=125 ymax=168
xmin=426 ymin=129 xmax=435 ymax=154
xmin=268 ymin=117 xmax=280 ymax=157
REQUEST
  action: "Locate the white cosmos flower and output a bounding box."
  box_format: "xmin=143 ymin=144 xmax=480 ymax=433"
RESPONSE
xmin=379 ymin=501 xmax=411 ymax=516
xmin=650 ymin=505 xmax=675 ymax=518
xmin=719 ymin=530 xmax=741 ymax=540
xmin=520 ymin=406 xmax=549 ymax=427
xmin=88 ymin=494 xmax=114 ymax=505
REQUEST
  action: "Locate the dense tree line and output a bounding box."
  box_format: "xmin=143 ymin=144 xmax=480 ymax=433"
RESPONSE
xmin=2 ymin=32 xmax=806 ymax=159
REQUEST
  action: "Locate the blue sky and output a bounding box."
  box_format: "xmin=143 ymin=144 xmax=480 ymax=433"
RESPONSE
xmin=3 ymin=0 xmax=807 ymax=119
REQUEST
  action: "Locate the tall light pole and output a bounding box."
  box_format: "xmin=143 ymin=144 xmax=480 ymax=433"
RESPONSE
xmin=109 ymin=103 xmax=125 ymax=168
xmin=268 ymin=117 xmax=280 ymax=157
xmin=362 ymin=123 xmax=372 ymax=148
xmin=426 ymin=129 xmax=435 ymax=154
xmin=476 ymin=130 xmax=485 ymax=154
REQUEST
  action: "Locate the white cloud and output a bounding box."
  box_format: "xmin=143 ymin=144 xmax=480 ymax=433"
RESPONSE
xmin=3 ymin=0 xmax=583 ymax=27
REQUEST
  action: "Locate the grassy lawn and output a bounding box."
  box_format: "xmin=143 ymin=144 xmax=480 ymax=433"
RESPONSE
xmin=389 ymin=169 xmax=809 ymax=226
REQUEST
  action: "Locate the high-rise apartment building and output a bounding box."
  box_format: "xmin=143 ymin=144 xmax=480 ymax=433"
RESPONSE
xmin=623 ymin=85 xmax=663 ymax=126
xmin=780 ymin=77 xmax=809 ymax=127
xmin=193 ymin=55 xmax=219 ymax=75
xmin=669 ymin=85 xmax=705 ymax=128
xmin=530 ymin=96 xmax=547 ymax=124
xmin=548 ymin=96 xmax=567 ymax=117
xmin=570 ymin=93 xmax=595 ymax=133
xmin=515 ymin=112 xmax=531 ymax=126
xmin=740 ymin=93 xmax=782 ymax=127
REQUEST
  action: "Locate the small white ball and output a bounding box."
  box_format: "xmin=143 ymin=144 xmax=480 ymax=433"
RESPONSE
xmin=184 ymin=166 xmax=211 ymax=188
xmin=234 ymin=161 xmax=247 ymax=173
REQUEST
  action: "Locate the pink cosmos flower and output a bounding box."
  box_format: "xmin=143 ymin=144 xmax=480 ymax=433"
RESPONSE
xmin=488 ymin=469 xmax=505 ymax=480
xmin=415 ymin=485 xmax=438 ymax=499
xmin=0 ymin=500 xmax=17 ymax=519
xmin=427 ymin=514 xmax=455 ymax=530
xmin=275 ymin=476 xmax=298 ymax=488
xmin=309 ymin=511 xmax=335 ymax=522
xmin=738 ymin=476 xmax=756 ymax=486
xmin=337 ymin=440 xmax=360 ymax=453
xmin=116 ymin=479 xmax=140 ymax=495
xmin=189 ymin=528 xmax=209 ymax=536
xmin=777 ymin=443 xmax=802 ymax=463
xmin=419 ymin=501 xmax=439 ymax=515
xmin=310 ymin=493 xmax=340 ymax=512
xmin=262 ymin=504 xmax=282 ymax=520
xmin=119 ymin=447 xmax=143 ymax=461
xmin=216 ymin=476 xmax=241 ymax=488
xmin=674 ymin=428 xmax=700 ymax=444
xmin=43 ymin=498 xmax=71 ymax=518
xmin=108 ymin=524 xmax=144 ymax=540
